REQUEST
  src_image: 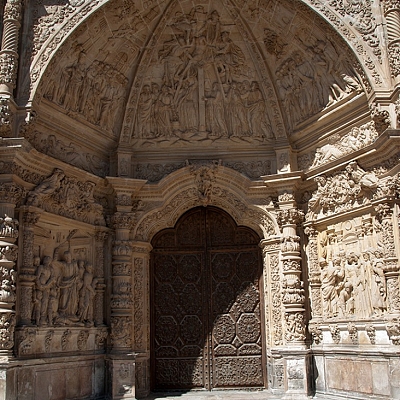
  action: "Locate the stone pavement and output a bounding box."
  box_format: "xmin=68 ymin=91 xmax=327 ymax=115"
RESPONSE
xmin=143 ymin=390 xmax=283 ymax=399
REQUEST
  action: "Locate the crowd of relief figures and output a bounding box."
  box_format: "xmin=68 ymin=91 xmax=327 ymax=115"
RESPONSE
xmin=320 ymin=249 xmax=388 ymax=319
xmin=32 ymin=247 xmax=97 ymax=327
xmin=134 ymin=7 xmax=276 ymax=142
xmin=44 ymin=53 xmax=128 ymax=134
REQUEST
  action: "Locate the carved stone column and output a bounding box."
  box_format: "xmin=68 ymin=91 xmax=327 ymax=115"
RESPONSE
xmin=106 ymin=177 xmax=146 ymax=400
xmin=383 ymin=0 xmax=400 ymax=78
xmin=0 ymin=0 xmax=22 ymax=137
xmin=260 ymin=237 xmax=284 ymax=394
xmin=277 ymin=208 xmax=306 ymax=345
xmin=375 ymin=203 xmax=400 ymax=313
xmin=276 ymin=207 xmax=310 ymax=398
xmin=94 ymin=229 xmax=108 ymax=326
xmin=132 ymin=242 xmax=152 ymax=398
xmin=109 ymin=212 xmax=136 ymax=399
xmin=304 ymin=226 xmax=323 ymax=320
xmin=0 ymin=0 xmax=21 ymax=94
xmin=18 ymin=209 xmax=40 ymax=325
xmin=0 ymin=214 xmax=18 ymax=353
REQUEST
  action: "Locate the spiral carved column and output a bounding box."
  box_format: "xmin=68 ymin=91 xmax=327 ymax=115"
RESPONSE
xmin=384 ymin=1 xmax=400 ymax=77
xmin=0 ymin=0 xmax=21 ymax=94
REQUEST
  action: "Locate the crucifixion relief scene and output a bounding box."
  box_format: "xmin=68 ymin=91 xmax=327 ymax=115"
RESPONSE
xmin=0 ymin=0 xmax=400 ymax=399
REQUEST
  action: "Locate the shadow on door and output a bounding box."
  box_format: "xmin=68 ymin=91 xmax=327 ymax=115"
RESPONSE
xmin=151 ymin=207 xmax=266 ymax=393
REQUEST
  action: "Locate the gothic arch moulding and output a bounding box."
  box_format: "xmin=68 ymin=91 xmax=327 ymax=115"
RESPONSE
xmin=132 ymin=165 xmax=278 ymax=243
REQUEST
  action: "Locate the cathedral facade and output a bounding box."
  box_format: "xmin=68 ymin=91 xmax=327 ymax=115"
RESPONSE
xmin=0 ymin=1 xmax=400 ymax=399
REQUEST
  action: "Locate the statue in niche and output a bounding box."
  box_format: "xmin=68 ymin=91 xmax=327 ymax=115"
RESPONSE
xmin=345 ymin=252 xmax=373 ymax=319
xmin=320 ymin=257 xmax=344 ymax=318
xmin=33 ymin=256 xmax=56 ymax=326
xmin=364 ymin=249 xmax=387 ymax=315
xmin=78 ymin=263 xmax=97 ymax=327
xmin=54 ymin=249 xmax=80 ymax=325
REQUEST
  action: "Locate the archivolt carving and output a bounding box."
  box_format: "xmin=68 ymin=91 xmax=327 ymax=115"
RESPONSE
xmin=26 ymin=0 xmax=382 ymax=110
xmin=134 ymin=185 xmax=277 ymax=242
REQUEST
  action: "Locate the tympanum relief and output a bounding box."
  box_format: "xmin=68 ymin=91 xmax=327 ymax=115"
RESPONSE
xmin=131 ymin=6 xmax=274 ymax=145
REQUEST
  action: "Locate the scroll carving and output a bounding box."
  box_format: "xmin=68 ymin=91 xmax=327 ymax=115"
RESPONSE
xmin=26 ymin=169 xmax=105 ymax=225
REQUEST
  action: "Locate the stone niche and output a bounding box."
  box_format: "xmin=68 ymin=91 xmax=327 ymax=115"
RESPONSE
xmin=8 ymin=165 xmax=109 ymax=400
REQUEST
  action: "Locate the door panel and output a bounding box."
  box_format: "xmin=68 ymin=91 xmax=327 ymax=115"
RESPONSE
xmin=151 ymin=207 xmax=264 ymax=391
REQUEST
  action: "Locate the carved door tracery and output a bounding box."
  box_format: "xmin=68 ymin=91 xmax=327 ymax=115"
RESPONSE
xmin=151 ymin=207 xmax=265 ymax=391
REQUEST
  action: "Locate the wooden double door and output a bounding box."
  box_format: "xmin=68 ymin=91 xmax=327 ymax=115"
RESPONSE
xmin=151 ymin=207 xmax=265 ymax=390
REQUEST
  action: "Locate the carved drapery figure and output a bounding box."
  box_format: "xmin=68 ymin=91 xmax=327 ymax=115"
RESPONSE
xmin=32 ymin=256 xmax=55 ymax=326
xmin=31 ymin=253 xmax=98 ymax=328
xmin=78 ymin=263 xmax=97 ymax=327
xmin=54 ymin=250 xmax=80 ymax=324
xmin=131 ymin=7 xmax=274 ymax=142
xmin=320 ymin=257 xmax=344 ymax=318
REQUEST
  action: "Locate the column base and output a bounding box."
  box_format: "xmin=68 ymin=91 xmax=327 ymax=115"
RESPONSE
xmin=108 ymin=353 xmax=136 ymax=399
xmin=267 ymin=348 xmax=312 ymax=398
xmin=0 ymin=355 xmax=16 ymax=400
